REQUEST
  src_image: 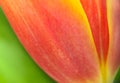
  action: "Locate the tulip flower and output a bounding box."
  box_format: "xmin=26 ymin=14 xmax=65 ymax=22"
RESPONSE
xmin=0 ymin=8 xmax=55 ymax=83
xmin=0 ymin=0 xmax=119 ymax=83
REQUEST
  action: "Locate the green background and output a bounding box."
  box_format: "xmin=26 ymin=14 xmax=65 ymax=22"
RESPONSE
xmin=0 ymin=8 xmax=56 ymax=83
xmin=0 ymin=6 xmax=120 ymax=83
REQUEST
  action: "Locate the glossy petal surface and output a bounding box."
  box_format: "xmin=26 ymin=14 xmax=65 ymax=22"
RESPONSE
xmin=0 ymin=0 xmax=101 ymax=83
xmin=0 ymin=0 xmax=120 ymax=83
xmin=0 ymin=8 xmax=55 ymax=83
xmin=107 ymin=0 xmax=120 ymax=79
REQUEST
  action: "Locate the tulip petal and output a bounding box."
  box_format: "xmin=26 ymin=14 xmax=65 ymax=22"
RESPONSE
xmin=107 ymin=0 xmax=120 ymax=79
xmin=0 ymin=7 xmax=55 ymax=83
xmin=79 ymin=0 xmax=110 ymax=82
xmin=0 ymin=0 xmax=102 ymax=83
xmin=79 ymin=0 xmax=109 ymax=62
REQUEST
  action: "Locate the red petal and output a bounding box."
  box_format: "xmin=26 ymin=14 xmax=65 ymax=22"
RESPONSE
xmin=0 ymin=0 xmax=101 ymax=83
xmin=80 ymin=0 xmax=109 ymax=63
xmin=107 ymin=0 xmax=120 ymax=77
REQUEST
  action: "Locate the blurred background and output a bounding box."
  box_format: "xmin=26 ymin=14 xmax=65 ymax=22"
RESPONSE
xmin=0 ymin=8 xmax=55 ymax=83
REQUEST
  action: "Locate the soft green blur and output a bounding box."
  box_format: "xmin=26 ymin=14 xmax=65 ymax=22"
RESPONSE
xmin=0 ymin=8 xmax=56 ymax=83
xmin=114 ymin=68 xmax=120 ymax=83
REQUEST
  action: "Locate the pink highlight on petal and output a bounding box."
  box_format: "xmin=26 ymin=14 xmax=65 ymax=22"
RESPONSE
xmin=0 ymin=0 xmax=102 ymax=83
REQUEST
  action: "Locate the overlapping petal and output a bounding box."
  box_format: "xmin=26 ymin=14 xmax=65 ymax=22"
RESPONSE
xmin=0 ymin=0 xmax=120 ymax=83
xmin=107 ymin=0 xmax=120 ymax=79
xmin=0 ymin=0 xmax=102 ymax=83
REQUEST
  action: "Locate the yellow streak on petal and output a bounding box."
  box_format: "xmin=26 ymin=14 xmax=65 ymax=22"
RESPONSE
xmin=67 ymin=0 xmax=93 ymax=37
xmin=106 ymin=0 xmax=113 ymax=82
xmin=107 ymin=0 xmax=116 ymax=82
xmin=106 ymin=0 xmax=120 ymax=82
xmin=1 ymin=0 xmax=102 ymax=82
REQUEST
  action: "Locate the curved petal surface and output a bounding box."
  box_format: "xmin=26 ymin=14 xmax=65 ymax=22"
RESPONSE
xmin=0 ymin=0 xmax=101 ymax=83
xmin=107 ymin=0 xmax=120 ymax=79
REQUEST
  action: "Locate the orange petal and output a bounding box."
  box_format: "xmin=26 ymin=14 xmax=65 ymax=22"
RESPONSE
xmin=80 ymin=0 xmax=110 ymax=82
xmin=107 ymin=0 xmax=120 ymax=78
xmin=0 ymin=0 xmax=102 ymax=83
xmin=79 ymin=0 xmax=109 ymax=63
